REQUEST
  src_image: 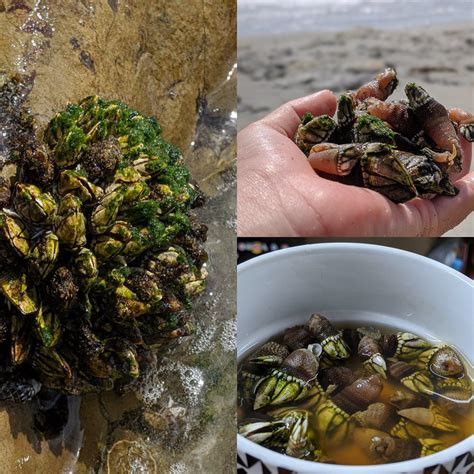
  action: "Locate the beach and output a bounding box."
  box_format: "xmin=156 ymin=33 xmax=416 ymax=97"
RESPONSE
xmin=238 ymin=22 xmax=474 ymax=235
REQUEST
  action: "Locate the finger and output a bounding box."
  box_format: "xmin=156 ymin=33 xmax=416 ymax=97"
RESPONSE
xmin=429 ymin=172 xmax=474 ymax=234
xmin=260 ymin=90 xmax=337 ymax=138
xmin=450 ymin=135 xmax=473 ymax=182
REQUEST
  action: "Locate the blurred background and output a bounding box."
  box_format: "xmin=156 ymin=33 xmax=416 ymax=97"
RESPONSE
xmin=237 ymin=0 xmax=473 ymax=235
xmin=237 ymin=238 xmax=474 ymax=278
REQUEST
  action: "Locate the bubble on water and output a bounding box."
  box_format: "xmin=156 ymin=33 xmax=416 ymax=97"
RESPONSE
xmin=169 ymin=461 xmax=186 ymax=474
xmin=106 ymin=440 xmax=157 ymax=474
xmin=176 ymin=363 xmax=205 ymax=406
xmin=188 ymin=315 xmax=218 ymax=355
xmin=136 ymin=369 xmax=165 ymax=406
xmin=219 ymin=319 xmax=236 ymax=352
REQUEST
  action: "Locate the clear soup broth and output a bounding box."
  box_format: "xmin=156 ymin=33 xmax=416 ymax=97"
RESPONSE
xmin=237 ymin=316 xmax=473 ymax=466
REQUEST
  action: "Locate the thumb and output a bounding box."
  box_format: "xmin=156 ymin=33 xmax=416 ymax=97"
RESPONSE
xmin=260 ymin=90 xmax=337 ymax=138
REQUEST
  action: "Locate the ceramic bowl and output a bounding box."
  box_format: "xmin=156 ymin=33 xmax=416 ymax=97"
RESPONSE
xmin=237 ymin=243 xmax=474 ymax=474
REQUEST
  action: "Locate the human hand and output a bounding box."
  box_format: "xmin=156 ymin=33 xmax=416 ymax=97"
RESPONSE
xmin=237 ymin=90 xmax=474 ymax=236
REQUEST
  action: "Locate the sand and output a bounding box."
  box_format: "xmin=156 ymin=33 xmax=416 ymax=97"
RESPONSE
xmin=238 ymin=23 xmax=474 ymax=236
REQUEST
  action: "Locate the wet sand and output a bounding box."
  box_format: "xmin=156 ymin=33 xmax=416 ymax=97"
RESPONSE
xmin=238 ymin=23 xmax=474 ymax=236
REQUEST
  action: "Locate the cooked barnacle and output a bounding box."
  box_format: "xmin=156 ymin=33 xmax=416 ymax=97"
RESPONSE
xmin=285 ymin=411 xmax=314 ymax=459
xmin=28 ymin=231 xmax=59 ymax=280
xmin=352 ymin=403 xmax=398 ymax=433
xmin=0 ymin=211 xmax=30 ymax=258
xmin=54 ymin=193 xmax=87 ymax=250
xmin=248 ymin=341 xmax=290 ymax=367
xmin=387 ymin=359 xmax=434 ymax=395
xmin=315 ymin=374 xmax=383 ymax=444
xmin=370 ymin=436 xmax=445 ymax=462
xmin=351 ymin=68 xmax=398 ymax=103
xmin=253 ymin=348 xmax=324 ymax=410
xmin=405 ymin=82 xmax=462 ymax=171
xmin=381 ymin=332 xmax=431 ymax=360
xmin=390 ymin=418 xmax=434 ymax=441
xmin=352 ymin=402 xmax=433 ymax=440
xmin=239 ymin=419 xmax=288 ymax=445
xmin=283 ymin=325 xmax=313 ymax=351
xmin=318 ymin=366 xmax=357 ymax=393
xmin=389 ymin=390 xmax=429 ymax=410
xmin=242 ymin=409 xmax=315 ymax=459
xmin=398 ymin=402 xmax=458 ymax=432
xmin=308 ymin=314 xmax=349 ymax=360
xmin=415 ymin=345 xmax=464 ymax=378
xmin=14 ymin=183 xmax=57 ymax=225
xmin=58 ymin=170 xmax=104 ymax=203
xmin=358 ymin=335 xmax=387 ymax=378
xmin=239 ymin=370 xmax=262 ymax=400
xmin=330 ymin=374 xmax=383 ymax=415
xmin=434 ymin=377 xmax=472 ymax=415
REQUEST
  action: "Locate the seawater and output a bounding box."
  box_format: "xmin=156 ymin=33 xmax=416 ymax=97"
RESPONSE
xmin=238 ymin=0 xmax=474 ymax=37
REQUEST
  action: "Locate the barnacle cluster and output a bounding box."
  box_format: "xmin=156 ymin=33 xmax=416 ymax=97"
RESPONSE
xmin=0 ymin=78 xmax=208 ymax=402
xmin=238 ymin=314 xmax=472 ymax=465
xmin=295 ymin=69 xmax=474 ymax=203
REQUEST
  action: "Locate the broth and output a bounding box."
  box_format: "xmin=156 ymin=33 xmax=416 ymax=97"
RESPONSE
xmin=237 ymin=320 xmax=473 ymax=466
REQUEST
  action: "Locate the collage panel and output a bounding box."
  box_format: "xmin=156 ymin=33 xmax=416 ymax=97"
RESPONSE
xmin=237 ymin=237 xmax=474 ymax=472
xmin=237 ymin=0 xmax=474 ymax=237
xmin=0 ymin=1 xmax=236 ymax=473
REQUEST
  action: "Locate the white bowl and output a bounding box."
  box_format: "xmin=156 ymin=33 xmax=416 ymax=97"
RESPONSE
xmin=237 ymin=243 xmax=474 ymax=474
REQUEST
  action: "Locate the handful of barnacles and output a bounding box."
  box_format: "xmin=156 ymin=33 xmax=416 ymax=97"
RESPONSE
xmin=295 ymin=68 xmax=473 ymax=203
xmin=0 ymin=77 xmax=208 ymax=402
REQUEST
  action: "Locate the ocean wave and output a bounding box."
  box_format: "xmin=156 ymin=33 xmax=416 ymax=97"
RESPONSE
xmin=238 ymin=0 xmax=473 ymax=37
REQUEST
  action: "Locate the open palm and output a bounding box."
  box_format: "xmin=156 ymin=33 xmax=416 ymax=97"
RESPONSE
xmin=238 ymin=90 xmax=474 ymax=236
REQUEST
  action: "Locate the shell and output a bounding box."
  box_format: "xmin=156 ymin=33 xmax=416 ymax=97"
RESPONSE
xmin=308 ymin=314 xmax=349 ymax=360
xmin=405 ymin=82 xmax=462 ymax=171
xmin=331 ymin=374 xmax=383 ymax=415
xmin=398 ymin=403 xmax=458 ymax=432
xmin=387 ymin=359 xmax=434 ymax=395
xmin=370 ymin=436 xmax=420 ymax=462
xmin=421 ymin=346 xmax=465 ymax=378
xmin=351 ymin=68 xmax=398 ymax=103
xmin=352 ymin=403 xmax=398 ymax=432
xmin=358 ymin=335 xmax=387 ymax=378
xmin=283 ymin=326 xmax=313 ymax=351
xmin=318 ymin=366 xmax=357 ymax=392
